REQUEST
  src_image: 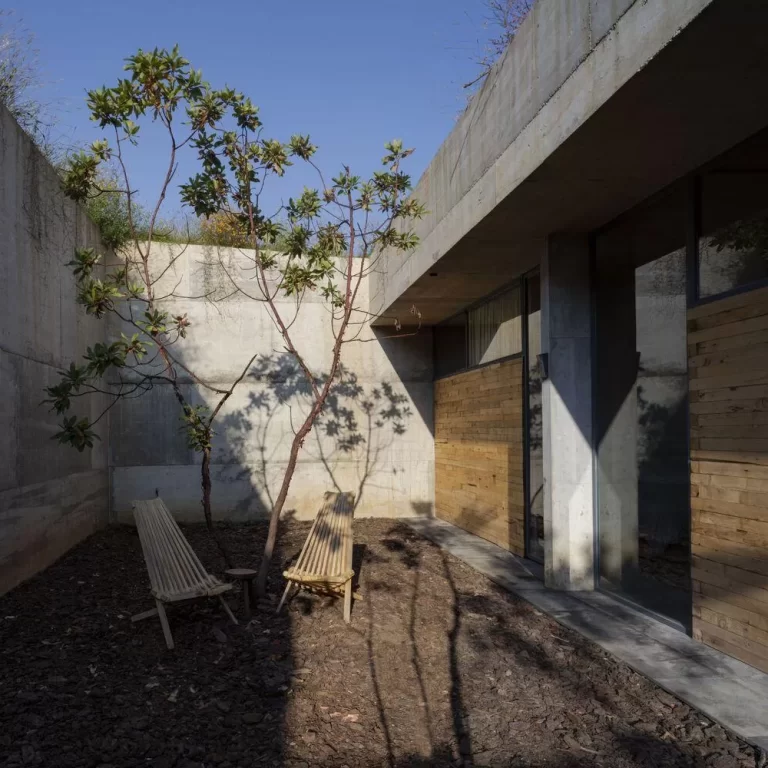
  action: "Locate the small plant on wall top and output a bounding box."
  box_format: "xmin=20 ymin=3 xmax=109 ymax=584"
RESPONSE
xmin=46 ymin=46 xmax=424 ymax=591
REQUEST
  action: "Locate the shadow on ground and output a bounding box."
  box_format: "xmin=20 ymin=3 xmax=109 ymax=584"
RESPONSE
xmin=0 ymin=520 xmax=759 ymax=768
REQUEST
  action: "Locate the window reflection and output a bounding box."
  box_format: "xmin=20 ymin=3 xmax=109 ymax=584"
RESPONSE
xmin=699 ymin=172 xmax=768 ymax=298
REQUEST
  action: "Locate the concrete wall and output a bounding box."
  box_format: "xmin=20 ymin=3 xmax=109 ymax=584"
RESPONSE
xmin=109 ymin=244 xmax=434 ymax=522
xmin=0 ymin=106 xmax=110 ymax=595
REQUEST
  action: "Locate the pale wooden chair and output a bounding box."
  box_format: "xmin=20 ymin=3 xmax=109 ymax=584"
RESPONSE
xmin=131 ymin=498 xmax=237 ymax=649
xmin=277 ymin=491 xmax=359 ymax=623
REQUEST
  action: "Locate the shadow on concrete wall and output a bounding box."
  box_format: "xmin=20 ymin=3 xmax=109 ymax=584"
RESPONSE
xmin=109 ymin=243 xmax=433 ymax=526
xmin=371 ymin=326 xmax=434 ymax=436
xmin=216 ymin=352 xmax=415 ymax=519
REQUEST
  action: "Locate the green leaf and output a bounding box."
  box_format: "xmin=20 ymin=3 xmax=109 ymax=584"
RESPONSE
xmin=52 ymin=416 xmax=100 ymax=452
xmin=84 ymin=342 xmax=127 ymax=376
xmin=180 ymin=404 xmax=212 ymax=451
xmin=288 ymin=134 xmax=316 ymax=160
xmin=61 ymin=152 xmax=101 ymax=203
xmin=66 ymin=248 xmax=101 ymax=282
xmin=139 ymin=308 xmax=169 ymax=336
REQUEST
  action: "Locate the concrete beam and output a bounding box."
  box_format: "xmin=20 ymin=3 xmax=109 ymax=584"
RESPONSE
xmin=373 ymin=0 xmax=768 ymax=325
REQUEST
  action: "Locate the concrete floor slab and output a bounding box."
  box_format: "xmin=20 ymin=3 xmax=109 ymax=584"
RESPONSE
xmin=407 ymin=516 xmax=768 ymax=753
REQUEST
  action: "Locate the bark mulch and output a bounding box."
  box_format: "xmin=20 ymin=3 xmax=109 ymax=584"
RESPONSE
xmin=0 ymin=519 xmax=761 ymax=768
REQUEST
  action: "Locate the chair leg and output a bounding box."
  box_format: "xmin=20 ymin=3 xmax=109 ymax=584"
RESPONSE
xmin=155 ymin=599 xmax=174 ymax=650
xmin=343 ymin=579 xmax=352 ymax=624
xmin=218 ymin=595 xmax=239 ymax=626
xmin=276 ymin=581 xmax=295 ymax=614
xmin=131 ymin=607 xmax=159 ymax=622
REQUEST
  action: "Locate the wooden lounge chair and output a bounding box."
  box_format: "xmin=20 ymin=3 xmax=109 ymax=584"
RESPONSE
xmin=131 ymin=498 xmax=237 ymax=649
xmin=277 ymin=491 xmax=359 ymax=623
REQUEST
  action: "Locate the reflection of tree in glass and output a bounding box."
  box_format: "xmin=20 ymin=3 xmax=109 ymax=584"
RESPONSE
xmin=527 ymin=371 xmax=542 ymax=452
xmin=701 ymin=210 xmax=768 ymax=295
xmin=709 ymin=211 xmax=768 ymax=259
xmin=526 ymin=362 xmax=544 ymax=560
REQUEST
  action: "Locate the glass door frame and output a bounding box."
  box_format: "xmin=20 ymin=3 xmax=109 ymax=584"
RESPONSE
xmin=522 ymin=267 xmax=544 ymax=563
xmin=590 ymin=181 xmax=694 ymax=632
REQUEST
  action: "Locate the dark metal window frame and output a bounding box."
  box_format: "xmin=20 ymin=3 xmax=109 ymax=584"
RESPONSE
xmin=521 ymin=268 xmax=542 ymax=563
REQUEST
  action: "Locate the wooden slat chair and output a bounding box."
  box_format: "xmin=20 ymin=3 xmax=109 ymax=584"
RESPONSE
xmin=131 ymin=498 xmax=237 ymax=649
xmin=277 ymin=491 xmax=359 ymax=623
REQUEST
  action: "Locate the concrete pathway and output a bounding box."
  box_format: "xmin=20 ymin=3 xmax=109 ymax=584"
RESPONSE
xmin=407 ymin=517 xmax=768 ymax=753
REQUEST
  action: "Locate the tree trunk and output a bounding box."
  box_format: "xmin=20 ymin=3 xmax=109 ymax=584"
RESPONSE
xmin=254 ymin=219 xmax=359 ymax=597
xmin=202 ymin=445 xmax=234 ymax=568
xmin=255 ymin=429 xmax=306 ymax=597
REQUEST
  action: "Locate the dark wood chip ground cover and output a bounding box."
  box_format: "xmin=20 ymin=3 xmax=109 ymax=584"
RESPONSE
xmin=0 ymin=520 xmax=760 ymax=768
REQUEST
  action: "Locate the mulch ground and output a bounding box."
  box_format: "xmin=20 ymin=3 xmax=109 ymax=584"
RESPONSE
xmin=0 ymin=519 xmax=761 ymax=768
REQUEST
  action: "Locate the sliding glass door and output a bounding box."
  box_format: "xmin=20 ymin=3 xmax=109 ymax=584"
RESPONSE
xmin=594 ymin=183 xmax=691 ymax=626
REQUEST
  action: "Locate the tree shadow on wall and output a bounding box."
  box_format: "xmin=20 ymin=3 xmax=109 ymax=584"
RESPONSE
xmin=215 ymin=353 xmax=414 ymax=517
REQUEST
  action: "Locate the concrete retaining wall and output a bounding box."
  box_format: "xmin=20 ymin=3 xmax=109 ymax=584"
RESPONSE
xmin=0 ymin=106 xmax=110 ymax=595
xmin=108 ymin=244 xmax=434 ymax=522
xmin=0 ymin=109 xmax=434 ymax=595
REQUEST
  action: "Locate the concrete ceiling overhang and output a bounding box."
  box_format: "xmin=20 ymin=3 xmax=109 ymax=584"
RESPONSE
xmin=373 ymin=0 xmax=768 ymax=326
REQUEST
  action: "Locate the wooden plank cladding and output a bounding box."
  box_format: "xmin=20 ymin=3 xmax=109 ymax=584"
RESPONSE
xmin=434 ymin=358 xmax=524 ymax=555
xmin=688 ymin=285 xmax=768 ymax=672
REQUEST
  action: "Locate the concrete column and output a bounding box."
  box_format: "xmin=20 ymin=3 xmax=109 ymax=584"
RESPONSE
xmin=594 ymin=231 xmax=639 ymax=587
xmin=541 ymin=235 xmax=595 ymax=591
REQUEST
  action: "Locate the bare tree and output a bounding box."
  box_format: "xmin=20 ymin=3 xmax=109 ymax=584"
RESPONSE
xmin=0 ymin=10 xmax=55 ymax=157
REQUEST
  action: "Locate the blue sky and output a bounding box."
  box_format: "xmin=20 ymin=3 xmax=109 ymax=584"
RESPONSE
xmin=17 ymin=0 xmax=493 ymax=221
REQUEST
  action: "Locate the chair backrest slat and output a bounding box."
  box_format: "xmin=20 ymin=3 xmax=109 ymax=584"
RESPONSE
xmin=135 ymin=500 xmax=168 ymax=595
xmin=311 ymin=495 xmax=335 ymax=575
xmin=146 ymin=504 xmax=182 ymax=595
xmin=294 ymin=515 xmax=320 ymax=574
xmin=343 ymin=494 xmax=352 ymax=572
xmin=150 ymin=502 xmax=189 ymax=594
xmin=335 ymin=492 xmax=352 ymax=574
xmin=290 ymin=491 xmax=354 ymax=579
xmin=158 ymin=500 xmax=211 ymax=585
xmin=297 ymin=494 xmax=331 ymax=574
xmin=137 ymin=510 xmax=162 ymax=593
xmin=323 ymin=497 xmax=343 ymax=576
xmin=133 ymin=498 xmax=222 ymax=600
xmin=313 ymin=498 xmax=334 ymax=576
xmin=338 ymin=492 xmax=352 ymax=573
